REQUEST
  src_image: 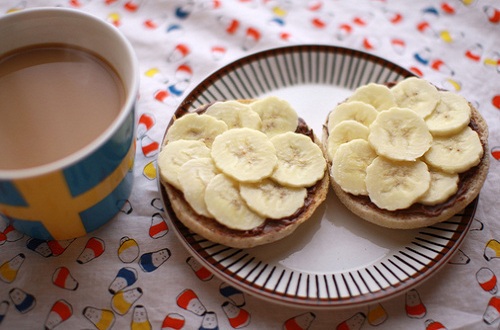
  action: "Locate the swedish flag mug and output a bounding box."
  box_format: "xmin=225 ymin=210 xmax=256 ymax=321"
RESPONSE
xmin=0 ymin=8 xmax=139 ymax=240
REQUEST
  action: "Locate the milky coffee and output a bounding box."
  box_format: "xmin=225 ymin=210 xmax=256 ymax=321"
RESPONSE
xmin=0 ymin=44 xmax=125 ymax=170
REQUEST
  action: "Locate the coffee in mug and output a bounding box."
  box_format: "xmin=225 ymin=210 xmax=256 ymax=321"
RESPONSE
xmin=0 ymin=8 xmax=139 ymax=240
xmin=0 ymin=44 xmax=126 ymax=170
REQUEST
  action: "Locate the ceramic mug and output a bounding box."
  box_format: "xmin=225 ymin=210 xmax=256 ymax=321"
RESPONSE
xmin=0 ymin=8 xmax=139 ymax=240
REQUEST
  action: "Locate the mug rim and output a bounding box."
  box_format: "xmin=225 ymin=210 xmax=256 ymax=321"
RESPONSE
xmin=0 ymin=7 xmax=139 ymax=180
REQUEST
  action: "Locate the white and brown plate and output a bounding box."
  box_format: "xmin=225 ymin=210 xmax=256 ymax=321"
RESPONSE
xmin=158 ymin=45 xmax=476 ymax=309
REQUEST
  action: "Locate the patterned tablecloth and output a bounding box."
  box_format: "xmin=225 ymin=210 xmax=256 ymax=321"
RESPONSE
xmin=1 ymin=0 xmax=499 ymax=329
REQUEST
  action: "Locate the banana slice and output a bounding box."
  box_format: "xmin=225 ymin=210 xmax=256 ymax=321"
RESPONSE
xmin=326 ymin=120 xmax=370 ymax=161
xmin=205 ymin=101 xmax=262 ymax=130
xmin=178 ymin=158 xmax=219 ymax=218
xmin=391 ymin=77 xmax=440 ymax=118
xmin=270 ymin=132 xmax=326 ymax=188
xmin=347 ymin=83 xmax=397 ymax=111
xmin=158 ymin=140 xmax=211 ymax=190
xmin=368 ymin=107 xmax=432 ymax=161
xmin=418 ymin=169 xmax=459 ymax=205
xmin=327 ymin=101 xmax=378 ymax=132
xmin=331 ymin=139 xmax=377 ymax=195
xmin=211 ymin=128 xmax=277 ymax=182
xmin=240 ymin=178 xmax=307 ymax=219
xmin=250 ymin=96 xmax=299 ymax=137
xmin=204 ymin=173 xmax=266 ymax=230
xmin=165 ymin=113 xmax=228 ymax=147
xmin=425 ymin=91 xmax=471 ymax=136
xmin=365 ymin=157 xmax=431 ymax=211
xmin=424 ymin=126 xmax=483 ymax=173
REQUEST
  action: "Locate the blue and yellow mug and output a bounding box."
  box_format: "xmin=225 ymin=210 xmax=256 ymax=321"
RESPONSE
xmin=0 ymin=8 xmax=139 ymax=240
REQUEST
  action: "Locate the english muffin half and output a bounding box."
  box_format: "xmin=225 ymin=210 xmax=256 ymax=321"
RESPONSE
xmin=322 ymin=77 xmax=489 ymax=229
xmin=159 ymin=97 xmax=329 ymax=248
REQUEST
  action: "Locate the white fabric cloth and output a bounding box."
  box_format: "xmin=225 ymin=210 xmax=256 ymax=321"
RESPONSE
xmin=0 ymin=1 xmax=499 ymax=329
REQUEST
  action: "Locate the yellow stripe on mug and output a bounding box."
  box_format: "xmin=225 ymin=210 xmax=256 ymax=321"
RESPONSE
xmin=0 ymin=144 xmax=135 ymax=239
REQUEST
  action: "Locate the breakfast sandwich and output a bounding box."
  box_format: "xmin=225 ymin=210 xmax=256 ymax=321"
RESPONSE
xmin=323 ymin=77 xmax=490 ymax=229
xmin=158 ymin=96 xmax=329 ymax=248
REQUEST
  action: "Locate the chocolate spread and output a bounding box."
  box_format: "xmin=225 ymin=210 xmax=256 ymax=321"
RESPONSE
xmin=168 ymin=104 xmax=323 ymax=237
xmin=342 ymin=116 xmax=486 ymax=218
xmin=232 ymin=117 xmax=321 ymax=236
xmin=167 ymin=98 xmax=485 ymax=235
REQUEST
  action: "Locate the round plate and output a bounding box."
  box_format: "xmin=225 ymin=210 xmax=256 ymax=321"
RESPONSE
xmin=159 ymin=45 xmax=476 ymax=309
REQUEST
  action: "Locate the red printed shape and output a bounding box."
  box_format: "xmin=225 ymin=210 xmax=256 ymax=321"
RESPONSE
xmin=492 ymin=95 xmax=500 ymax=109
xmin=162 ymin=313 xmax=185 ymax=329
xmin=52 ymin=267 xmax=78 ymax=290
xmin=186 ymin=256 xmax=213 ymax=281
xmin=283 ymin=312 xmax=315 ymax=330
xmin=149 ymin=213 xmax=168 ymax=239
xmin=45 ymin=300 xmax=72 ymax=329
xmin=221 ymin=301 xmax=250 ymax=329
xmin=226 ymin=19 xmax=240 ymax=34
xmin=425 ymin=319 xmax=447 ymax=330
xmin=492 ymin=146 xmax=500 ymax=161
xmin=406 ymin=289 xmax=426 ymax=318
xmin=177 ymin=289 xmax=206 ymax=315
xmin=77 ymin=237 xmax=105 ymax=264
xmin=441 ymin=2 xmax=456 ymax=14
xmin=485 ymin=6 xmax=500 ymax=24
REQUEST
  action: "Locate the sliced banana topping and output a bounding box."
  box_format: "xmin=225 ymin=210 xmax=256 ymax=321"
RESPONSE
xmin=178 ymin=158 xmax=219 ymax=218
xmin=326 ymin=77 xmax=483 ymax=212
xmin=327 ymin=120 xmax=370 ymax=162
xmin=365 ymin=157 xmax=431 ymax=211
xmin=270 ymin=132 xmax=326 ymax=188
xmin=165 ymin=113 xmax=228 ymax=147
xmin=347 ymin=83 xmax=397 ymax=111
xmin=425 ymin=91 xmax=471 ymax=136
xmin=211 ymin=127 xmax=277 ymax=183
xmin=331 ymin=139 xmax=377 ymax=196
xmin=204 ymin=174 xmax=266 ymax=230
xmin=250 ymin=96 xmax=299 ymax=137
xmin=205 ymin=100 xmax=262 ymax=130
xmin=158 ymin=140 xmax=211 ymax=190
xmin=424 ymin=126 xmax=483 ymax=173
xmin=391 ymin=76 xmax=440 ymax=118
xmin=368 ymin=107 xmax=432 ymax=161
xmin=418 ymin=169 xmax=459 ymax=205
xmin=240 ymin=179 xmax=307 ymax=219
xmin=161 ymin=97 xmax=326 ymax=231
xmin=327 ymin=101 xmax=378 ymax=132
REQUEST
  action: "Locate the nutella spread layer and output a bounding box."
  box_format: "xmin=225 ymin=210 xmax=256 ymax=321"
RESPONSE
xmin=167 ymin=178 xmax=324 ymax=238
xmin=323 ymin=77 xmax=489 ymax=229
xmin=159 ymin=97 xmax=330 ymax=248
xmin=348 ymin=115 xmax=487 ymax=218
